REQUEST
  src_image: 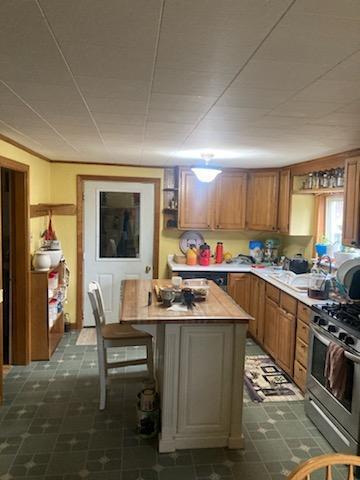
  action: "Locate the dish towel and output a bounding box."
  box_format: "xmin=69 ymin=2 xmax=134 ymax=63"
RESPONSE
xmin=324 ymin=342 xmax=347 ymax=400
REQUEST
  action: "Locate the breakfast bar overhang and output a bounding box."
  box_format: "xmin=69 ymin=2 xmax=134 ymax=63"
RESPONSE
xmin=120 ymin=279 xmax=252 ymax=452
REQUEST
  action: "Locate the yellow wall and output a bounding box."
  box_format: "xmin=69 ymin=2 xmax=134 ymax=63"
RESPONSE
xmin=0 ymin=139 xmax=314 ymax=325
xmin=0 ymin=140 xmax=51 ymax=252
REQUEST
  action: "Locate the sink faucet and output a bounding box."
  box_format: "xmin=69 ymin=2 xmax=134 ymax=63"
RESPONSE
xmin=319 ymin=255 xmax=332 ymax=275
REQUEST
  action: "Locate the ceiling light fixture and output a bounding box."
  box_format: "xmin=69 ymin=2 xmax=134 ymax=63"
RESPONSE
xmin=191 ymin=153 xmax=222 ymax=183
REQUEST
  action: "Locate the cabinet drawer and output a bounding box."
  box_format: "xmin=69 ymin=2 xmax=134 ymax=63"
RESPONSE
xmin=280 ymin=291 xmax=297 ymax=315
xmin=297 ymin=318 xmax=310 ymax=345
xmin=266 ymin=283 xmax=280 ymax=303
xmin=297 ymin=302 xmax=311 ymax=324
xmin=296 ymin=337 xmax=308 ymax=368
xmin=294 ymin=360 xmax=307 ymax=392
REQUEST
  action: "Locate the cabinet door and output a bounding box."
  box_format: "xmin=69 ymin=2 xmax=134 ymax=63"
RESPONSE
xmin=248 ymin=275 xmax=258 ymax=338
xmin=263 ymin=297 xmax=278 ymax=358
xmin=277 ymin=169 xmax=291 ymax=233
xmin=215 ymin=172 xmax=247 ymax=230
xmin=178 ymin=169 xmax=214 ymax=229
xmin=256 ymin=279 xmax=266 ymax=345
xmin=277 ymin=309 xmax=296 ymax=376
xmin=343 ymin=158 xmax=360 ymax=247
xmin=228 ymin=273 xmax=250 ymax=313
xmin=246 ymin=171 xmax=279 ymax=231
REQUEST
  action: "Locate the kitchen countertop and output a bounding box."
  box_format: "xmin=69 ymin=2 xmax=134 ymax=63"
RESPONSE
xmin=167 ymin=255 xmax=330 ymax=308
xmin=120 ymin=279 xmax=252 ymax=324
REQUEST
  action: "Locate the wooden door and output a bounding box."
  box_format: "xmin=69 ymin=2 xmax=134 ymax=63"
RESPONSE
xmin=277 ymin=308 xmax=296 ymax=375
xmin=246 ymin=171 xmax=279 ymax=231
xmin=179 ymin=169 xmax=214 ymax=229
xmin=228 ymin=273 xmax=250 ymax=313
xmin=343 ymin=158 xmax=360 ymax=247
xmin=0 ymin=170 xmax=2 ymax=403
xmin=256 ymin=279 xmax=266 ymax=345
xmin=263 ymin=296 xmax=278 ymax=358
xmin=215 ymin=172 xmax=247 ymax=230
xmin=248 ymin=275 xmax=258 ymax=338
xmin=277 ymin=168 xmax=291 ymax=234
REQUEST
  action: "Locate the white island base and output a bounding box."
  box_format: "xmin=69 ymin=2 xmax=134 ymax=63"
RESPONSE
xmin=156 ymin=322 xmax=247 ymax=453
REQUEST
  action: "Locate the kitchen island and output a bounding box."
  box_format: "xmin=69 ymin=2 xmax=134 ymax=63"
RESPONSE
xmin=120 ymin=279 xmax=252 ymax=452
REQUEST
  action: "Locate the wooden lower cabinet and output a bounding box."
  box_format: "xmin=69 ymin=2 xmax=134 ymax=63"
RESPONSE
xmin=294 ymin=360 xmax=307 ymax=391
xmin=263 ymin=296 xmax=279 ymax=359
xmin=277 ymin=309 xmax=296 ymax=375
xmin=228 ymin=273 xmax=251 ymax=313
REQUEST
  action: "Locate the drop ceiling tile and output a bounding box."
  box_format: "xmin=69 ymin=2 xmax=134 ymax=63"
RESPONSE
xmin=269 ymin=100 xmax=340 ymax=118
xmin=292 ymin=79 xmax=360 ymax=103
xmin=91 ymin=113 xmax=145 ymax=126
xmin=235 ymin=60 xmax=331 ymax=90
xmin=256 ymin=13 xmax=360 ymax=64
xmin=152 ymin=68 xmax=234 ymax=96
xmin=149 ymin=94 xmax=216 ymax=113
xmin=290 ymin=0 xmax=360 ymax=19
xmin=217 ymin=87 xmax=294 ymax=109
xmin=147 ymin=109 xmax=201 ymax=124
xmin=76 ymin=76 xmax=149 ymax=102
xmin=86 ymin=98 xmax=147 ymax=115
xmin=308 ymin=112 xmax=360 ymax=127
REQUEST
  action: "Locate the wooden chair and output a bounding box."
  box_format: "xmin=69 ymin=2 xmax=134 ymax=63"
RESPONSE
xmin=287 ymin=454 xmax=360 ymax=480
xmin=88 ymin=281 xmax=154 ymax=410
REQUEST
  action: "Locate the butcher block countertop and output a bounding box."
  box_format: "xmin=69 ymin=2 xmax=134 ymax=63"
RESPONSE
xmin=120 ymin=279 xmax=252 ymax=324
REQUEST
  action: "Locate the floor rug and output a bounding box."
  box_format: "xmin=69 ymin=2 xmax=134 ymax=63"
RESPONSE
xmin=245 ymin=355 xmax=303 ymax=403
xmin=76 ymin=327 xmax=97 ymax=345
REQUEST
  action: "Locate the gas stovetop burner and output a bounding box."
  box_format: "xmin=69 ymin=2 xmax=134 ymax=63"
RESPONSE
xmin=320 ymin=303 xmax=360 ymax=332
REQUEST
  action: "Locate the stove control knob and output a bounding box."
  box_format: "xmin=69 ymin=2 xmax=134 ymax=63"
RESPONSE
xmin=313 ymin=315 xmax=321 ymax=324
xmin=319 ymin=318 xmax=328 ymax=326
xmin=345 ymin=336 xmax=355 ymax=346
xmin=328 ymin=325 xmax=338 ymax=333
xmin=339 ymin=332 xmax=347 ymax=341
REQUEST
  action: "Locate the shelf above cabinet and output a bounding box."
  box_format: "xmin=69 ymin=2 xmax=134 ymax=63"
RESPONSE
xmin=293 ymin=187 xmax=344 ymax=195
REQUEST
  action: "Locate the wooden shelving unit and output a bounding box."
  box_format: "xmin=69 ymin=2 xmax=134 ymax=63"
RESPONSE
xmin=163 ymin=167 xmax=179 ymax=230
xmin=31 ymin=264 xmax=67 ymax=360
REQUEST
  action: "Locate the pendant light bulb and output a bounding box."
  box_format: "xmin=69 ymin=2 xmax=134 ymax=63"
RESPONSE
xmin=191 ymin=153 xmax=222 ymax=183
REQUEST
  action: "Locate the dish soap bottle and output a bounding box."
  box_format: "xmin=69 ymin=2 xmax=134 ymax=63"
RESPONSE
xmin=186 ymin=245 xmax=198 ymax=266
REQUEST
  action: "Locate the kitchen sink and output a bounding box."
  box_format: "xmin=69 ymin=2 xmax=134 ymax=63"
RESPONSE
xmin=267 ymin=271 xmax=312 ymax=293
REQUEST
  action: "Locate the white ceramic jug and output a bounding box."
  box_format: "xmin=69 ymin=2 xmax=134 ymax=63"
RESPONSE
xmin=32 ymin=250 xmax=51 ymax=271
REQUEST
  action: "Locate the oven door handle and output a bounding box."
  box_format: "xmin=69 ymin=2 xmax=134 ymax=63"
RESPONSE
xmin=311 ymin=326 xmax=360 ymax=364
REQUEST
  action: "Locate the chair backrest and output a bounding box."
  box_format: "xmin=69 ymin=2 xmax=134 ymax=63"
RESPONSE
xmin=88 ymin=281 xmax=106 ymax=329
xmin=287 ymin=454 xmax=360 ymax=480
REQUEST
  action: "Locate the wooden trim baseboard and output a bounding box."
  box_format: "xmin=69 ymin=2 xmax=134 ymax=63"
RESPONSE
xmin=76 ymin=174 xmax=161 ymax=330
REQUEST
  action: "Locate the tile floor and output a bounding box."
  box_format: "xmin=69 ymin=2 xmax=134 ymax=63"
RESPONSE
xmin=0 ymin=333 xmax=345 ymax=480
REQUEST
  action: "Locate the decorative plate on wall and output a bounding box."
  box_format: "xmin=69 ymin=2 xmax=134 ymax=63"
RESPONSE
xmin=179 ymin=231 xmax=204 ymax=254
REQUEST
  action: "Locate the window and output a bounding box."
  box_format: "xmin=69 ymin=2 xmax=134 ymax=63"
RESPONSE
xmin=325 ymin=195 xmax=343 ymax=251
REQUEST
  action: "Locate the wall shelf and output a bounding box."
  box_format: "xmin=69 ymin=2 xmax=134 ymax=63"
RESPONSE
xmin=30 ymin=203 xmax=77 ymax=218
xmin=293 ymin=188 xmax=344 ymax=195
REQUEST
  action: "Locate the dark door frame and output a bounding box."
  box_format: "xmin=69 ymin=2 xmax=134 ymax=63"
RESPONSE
xmin=76 ymin=175 xmax=161 ymax=330
xmin=0 ymin=155 xmax=30 ymax=402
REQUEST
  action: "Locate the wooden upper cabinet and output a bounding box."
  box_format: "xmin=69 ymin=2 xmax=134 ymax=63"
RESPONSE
xmin=343 ymin=158 xmax=360 ymax=247
xmin=215 ymin=172 xmax=247 ymax=230
xmin=277 ymin=169 xmax=291 ymax=234
xmin=246 ymin=170 xmax=279 ymax=231
xmin=178 ymin=169 xmax=214 ymax=229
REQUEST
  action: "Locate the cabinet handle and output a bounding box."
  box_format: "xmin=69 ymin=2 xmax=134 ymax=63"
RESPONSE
xmin=217 ymin=225 xmax=220 ymax=229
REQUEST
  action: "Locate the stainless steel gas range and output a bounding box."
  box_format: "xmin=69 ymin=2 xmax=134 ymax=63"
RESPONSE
xmin=306 ymin=303 xmax=360 ymax=455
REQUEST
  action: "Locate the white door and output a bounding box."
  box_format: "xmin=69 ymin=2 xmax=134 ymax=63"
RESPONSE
xmin=83 ymin=180 xmax=154 ymax=326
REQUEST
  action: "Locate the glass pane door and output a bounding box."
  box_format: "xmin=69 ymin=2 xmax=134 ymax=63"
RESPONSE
xmin=99 ymin=191 xmax=140 ymax=258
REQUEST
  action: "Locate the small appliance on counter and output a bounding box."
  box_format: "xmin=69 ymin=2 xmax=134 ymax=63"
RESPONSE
xmin=263 ymin=238 xmax=280 ymax=263
xmin=283 ymin=254 xmax=309 ymax=274
xmin=249 ymin=240 xmax=264 ymax=263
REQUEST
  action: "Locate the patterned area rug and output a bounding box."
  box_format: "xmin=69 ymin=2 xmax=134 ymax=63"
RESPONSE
xmin=245 ymin=355 xmax=303 ymax=403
